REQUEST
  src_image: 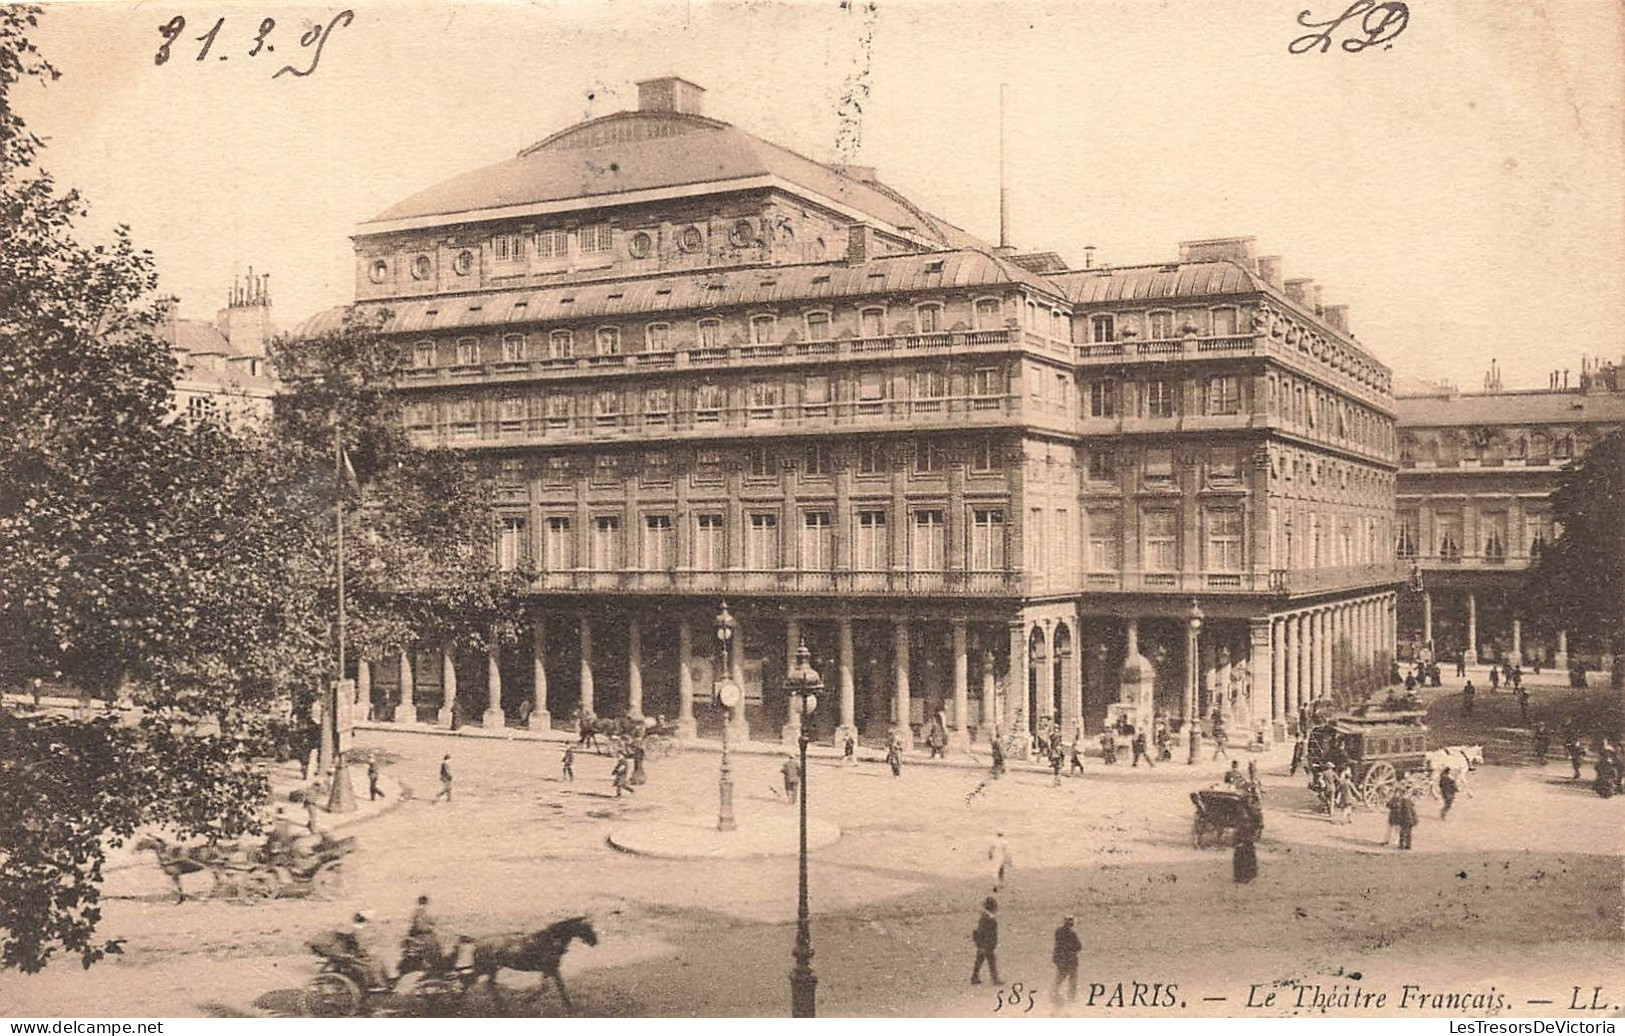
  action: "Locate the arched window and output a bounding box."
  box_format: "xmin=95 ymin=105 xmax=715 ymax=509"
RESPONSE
xmin=974 ymin=297 xmax=1002 ymax=329
xmin=804 ymin=311 xmax=832 ymax=342
xmin=697 ymin=319 xmax=721 ymax=350
xmin=859 ymin=307 xmax=885 ymax=339
xmin=455 ymin=337 xmax=479 ymax=366
xmin=501 ymin=333 xmax=527 ymax=362
xmin=412 ymin=340 xmax=436 ymax=368
xmin=644 ymin=323 xmax=671 ymax=352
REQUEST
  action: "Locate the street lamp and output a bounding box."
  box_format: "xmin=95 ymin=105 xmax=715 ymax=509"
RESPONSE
xmin=714 ymin=601 xmax=739 ymax=833
xmin=1187 ymin=599 xmax=1204 ymax=765
xmin=783 ymin=639 xmax=823 ymax=1018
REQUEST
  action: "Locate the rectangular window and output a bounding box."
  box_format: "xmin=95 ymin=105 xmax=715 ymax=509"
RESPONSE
xmin=596 ymin=327 xmax=621 ymax=356
xmin=534 ymin=227 xmax=569 ymax=259
xmin=642 ymin=514 xmax=674 ymax=570
xmin=803 ymin=374 xmax=830 ymax=412
xmin=1089 ymin=380 xmax=1117 ymax=418
xmin=492 ymin=233 xmax=525 ymax=263
xmin=501 ymin=334 xmax=527 ymax=362
xmin=1206 ymin=510 xmax=1243 ymax=572
xmin=1208 ymin=375 xmax=1240 ymax=415
xmin=750 ymin=315 xmax=776 ymax=344
xmin=645 ymin=323 xmax=671 ymax=352
xmin=698 ymin=319 xmax=721 ymax=350
xmin=497 ymin=516 xmax=528 ymax=572
xmin=803 ymin=444 xmax=830 ymax=477
xmin=590 ymin=516 xmax=621 ymax=569
xmin=498 ymin=395 xmax=526 ymax=432
xmin=1087 ymin=448 xmax=1116 ymax=482
xmin=973 ymin=368 xmax=1003 ymax=397
xmin=860 ymin=308 xmax=885 ymax=338
xmin=1087 ymin=509 xmax=1120 ymax=571
xmin=643 ymin=387 xmax=671 ymax=415
xmin=548 ymin=330 xmax=573 ymax=358
xmin=1435 ymin=513 xmax=1462 ymax=560
xmin=1143 ymin=510 xmax=1178 ymax=572
xmin=971 ymin=508 xmax=1005 ymax=569
xmin=802 ymin=511 xmax=833 ymax=570
xmin=1209 ymin=446 xmax=1240 ymax=483
xmin=975 ymin=298 xmax=1002 ymax=329
xmin=1026 ymin=507 xmax=1044 ymax=573
xmin=1211 ymin=307 xmax=1237 ymax=336
xmin=858 ymin=371 xmax=888 ymax=402
xmin=1481 ymin=511 xmax=1508 ymax=560
xmin=806 ymin=312 xmax=831 ymax=341
xmin=594 ymin=390 xmax=621 ymax=418
xmin=855 ymin=510 xmax=889 ymax=569
xmin=413 ymin=342 xmax=436 ymax=368
xmin=1144 ymin=447 xmax=1174 ymax=483
xmin=915 ymin=368 xmax=949 ymax=401
xmin=1091 ymin=314 xmax=1115 ymax=343
xmin=456 ymin=337 xmax=479 ymax=366
xmin=917 ymin=304 xmax=943 ymax=333
xmin=914 ymin=441 xmax=944 ymax=474
xmin=912 ymin=510 xmax=945 ymax=570
xmin=1145 ymin=379 xmax=1174 ymax=418
xmin=972 ymin=439 xmax=998 ymax=473
xmin=746 ymin=445 xmax=777 ymax=479
xmin=749 ymin=381 xmax=781 ymax=413
xmin=746 ymin=514 xmax=779 ymax=569
xmin=1149 ymin=311 xmax=1175 ymax=339
xmin=695 ymin=383 xmax=724 ymax=418
xmin=578 ymin=224 xmax=613 ymax=254
xmin=694 ymin=514 xmax=724 ymax=569
xmin=857 ymin=441 xmax=886 ymax=475
xmin=544 ymin=517 xmax=574 ymax=570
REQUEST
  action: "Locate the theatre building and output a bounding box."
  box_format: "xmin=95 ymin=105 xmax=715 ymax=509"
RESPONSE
xmin=298 ymin=77 xmax=1406 ymax=752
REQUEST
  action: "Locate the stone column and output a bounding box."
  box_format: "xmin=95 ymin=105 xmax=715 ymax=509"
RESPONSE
xmin=837 ymin=616 xmax=857 ymax=745
xmin=782 ymin=617 xmax=802 ymax=746
xmin=950 ymin=619 xmax=971 ymax=751
xmin=1304 ymin=611 xmax=1319 ymax=705
xmin=1284 ymin=614 xmax=1300 ymax=725
xmin=483 ymin=641 xmax=505 ymax=729
xmin=397 ymin=649 xmax=416 ymax=725
xmin=1007 ymin=620 xmax=1028 ymax=756
xmin=981 ymin=650 xmax=998 ymax=738
xmin=676 ymin=618 xmax=697 ymax=740
xmin=1060 ymin=625 xmax=1082 ymax=740
xmin=579 ymin=616 xmax=595 ymax=718
xmin=1464 ymin=592 xmax=1478 ymax=666
xmin=627 ymin=615 xmax=644 ymax=720
xmin=356 ymin=659 xmax=372 ymax=721
xmin=1034 ymin=624 xmax=1054 ymax=730
xmin=892 ymin=619 xmax=913 ymax=748
xmin=1510 ymin=617 xmax=1523 ymax=667
xmin=1270 ymin=616 xmax=1286 ymax=741
xmin=728 ymin=612 xmax=749 ymax=740
xmin=1554 ymin=629 xmax=1569 ymax=672
xmin=438 ymin=646 xmax=458 ymax=727
xmin=531 ymin=617 xmax=551 ymax=731
xmin=1249 ymin=617 xmax=1273 ymax=746
xmin=1215 ymin=643 xmax=1233 ymax=725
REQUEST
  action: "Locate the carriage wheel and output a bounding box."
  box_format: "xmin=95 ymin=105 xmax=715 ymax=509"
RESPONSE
xmin=300 ymin=973 xmax=362 ymax=1017
xmin=312 ymin=861 xmax=347 ymax=899
xmin=236 ymin=869 xmax=280 ymax=903
xmin=1362 ymin=762 xmax=1397 ymax=809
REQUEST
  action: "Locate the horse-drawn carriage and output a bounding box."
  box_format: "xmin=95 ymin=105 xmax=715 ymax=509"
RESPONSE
xmin=136 ymin=832 xmax=354 ymax=903
xmin=1305 ymin=708 xmax=1432 ymax=808
xmin=1191 ymin=787 xmax=1263 ymax=848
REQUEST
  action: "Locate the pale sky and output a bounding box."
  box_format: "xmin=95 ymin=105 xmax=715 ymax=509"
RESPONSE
xmin=17 ymin=0 xmax=1625 ymax=391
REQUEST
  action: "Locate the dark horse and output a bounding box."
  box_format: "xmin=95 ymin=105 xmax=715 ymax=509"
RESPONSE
xmin=134 ymin=835 xmax=219 ymax=902
xmin=468 ymin=917 xmax=597 ymax=1013
xmin=577 ymin=714 xmax=642 ymax=754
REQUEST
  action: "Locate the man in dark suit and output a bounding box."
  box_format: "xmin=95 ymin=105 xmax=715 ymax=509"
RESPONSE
xmin=971 ymin=897 xmax=1000 ymax=985
xmin=1051 ymin=914 xmax=1082 ymax=1005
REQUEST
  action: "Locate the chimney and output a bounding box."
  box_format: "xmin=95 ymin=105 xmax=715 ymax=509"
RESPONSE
xmin=846 ymin=223 xmax=873 ymax=264
xmin=1283 ymin=278 xmax=1313 ymax=305
xmin=1084 ymin=245 xmax=1097 ymax=269
xmin=1323 ymin=304 xmax=1349 ymax=333
xmin=1308 ymin=284 xmax=1324 ymax=315
xmin=636 ymin=76 xmax=705 ymax=116
xmin=1177 ymin=236 xmax=1256 ymax=265
xmin=1256 ymin=255 xmax=1283 ymax=288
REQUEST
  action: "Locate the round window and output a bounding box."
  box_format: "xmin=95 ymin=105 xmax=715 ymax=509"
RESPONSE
xmin=729 ymin=219 xmax=756 ymax=247
xmin=453 ymin=250 xmax=474 ymax=275
xmin=679 ymin=225 xmax=704 ymax=253
xmin=369 ymin=259 xmax=388 ymax=284
xmin=411 ymin=255 xmax=432 ymax=280
xmin=629 ymin=231 xmax=654 ymax=260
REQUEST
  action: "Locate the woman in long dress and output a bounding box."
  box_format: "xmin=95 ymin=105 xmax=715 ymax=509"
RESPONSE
xmin=1232 ymin=808 xmax=1259 ymax=884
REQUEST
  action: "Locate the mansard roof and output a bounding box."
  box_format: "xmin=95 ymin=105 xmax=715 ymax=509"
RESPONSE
xmin=1395 ymin=389 xmax=1625 ymax=429
xmin=1049 ymin=260 xmax=1268 ymax=305
xmin=365 ymin=110 xmax=982 ymax=250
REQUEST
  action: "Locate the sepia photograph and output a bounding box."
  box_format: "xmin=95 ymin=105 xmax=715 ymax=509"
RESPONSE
xmin=1 ymin=0 xmax=1622 ymax=1022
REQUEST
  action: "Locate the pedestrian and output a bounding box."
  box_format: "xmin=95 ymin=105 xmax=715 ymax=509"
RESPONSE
xmin=611 ymin=752 xmax=634 ymax=797
xmin=1051 ymin=914 xmax=1082 ymax=1007
xmin=1100 ymin=731 xmax=1117 ymax=765
xmin=1068 ymin=737 xmax=1085 ymax=776
xmin=1232 ymin=808 xmax=1259 ymax=883
xmin=989 ymin=831 xmax=1013 ymax=891
xmin=886 ymin=737 xmax=902 ymax=777
xmin=434 ymin=754 xmax=453 ymax=803
xmin=1438 ymin=766 xmax=1458 ymax=819
xmin=1223 ymin=760 xmax=1242 ymax=786
xmin=1156 ymin=725 xmax=1172 ymax=762
xmin=843 ymin=733 xmax=857 ymax=765
xmin=1247 ymin=759 xmax=1262 ymax=794
xmin=781 ymin=754 xmax=801 ymax=801
xmin=561 ymin=743 xmax=575 ymax=781
xmin=989 ymin=735 xmax=1006 ymax=778
xmin=1384 ymin=791 xmax=1403 ymax=846
xmin=927 ymin=719 xmax=947 ymax=759
xmin=1049 ymin=743 xmax=1064 ymax=786
xmin=1511 ymin=665 xmax=1523 ymax=691
xmin=305 ymin=795 xmax=322 ymax=835
xmin=1489 ymin=667 xmax=1500 ymax=692
xmin=367 ymin=752 xmax=381 ymax=802
xmin=1532 ymin=723 xmax=1549 ymax=766
xmin=1396 ymin=792 xmax=1418 ymax=849
xmin=970 ymin=897 xmax=1000 ymax=985
xmin=1131 ymin=730 xmax=1153 ymax=768
xmin=1568 ymin=739 xmax=1586 ymax=780
xmin=1456 ymin=653 xmax=1467 ymax=678
xmin=1212 ymin=722 xmax=1230 ymax=761
xmin=1462 ymin=681 xmax=1476 ymax=715
xmin=1516 ymin=687 xmax=1530 ymax=726
xmin=1334 ymin=766 xmax=1357 ymax=825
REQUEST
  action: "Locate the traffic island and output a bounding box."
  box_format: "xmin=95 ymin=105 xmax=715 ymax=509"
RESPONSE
xmin=608 ymin=811 xmax=840 ymax=860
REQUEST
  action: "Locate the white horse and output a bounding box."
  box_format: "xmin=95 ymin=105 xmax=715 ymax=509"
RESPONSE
xmin=1426 ymin=745 xmax=1484 ymax=797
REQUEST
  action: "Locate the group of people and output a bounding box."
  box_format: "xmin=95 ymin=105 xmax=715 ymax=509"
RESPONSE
xmin=1403 ymin=660 xmax=1442 ymax=690
xmin=314 ymin=894 xmax=448 ymax=992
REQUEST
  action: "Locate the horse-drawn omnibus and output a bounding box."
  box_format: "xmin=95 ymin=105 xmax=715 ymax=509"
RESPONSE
xmin=1305 ymin=707 xmax=1432 ymax=807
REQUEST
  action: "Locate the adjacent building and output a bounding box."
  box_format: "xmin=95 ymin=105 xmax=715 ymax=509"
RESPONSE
xmin=165 ymin=273 xmax=279 ymax=426
xmin=1394 ymin=358 xmax=1625 ymax=670
xmin=298 ymin=77 xmax=1405 ymax=751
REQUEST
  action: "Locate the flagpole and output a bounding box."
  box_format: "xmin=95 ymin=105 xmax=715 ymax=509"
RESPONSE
xmin=336 ymin=422 xmax=346 ymax=681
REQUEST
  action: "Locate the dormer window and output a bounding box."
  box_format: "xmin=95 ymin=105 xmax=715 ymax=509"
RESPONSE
xmin=492 ymin=233 xmax=525 ymax=263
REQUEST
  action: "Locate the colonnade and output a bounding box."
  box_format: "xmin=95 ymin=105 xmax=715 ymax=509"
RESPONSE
xmin=1416 ymin=589 xmax=1566 ymax=670
xmin=1263 ymin=590 xmax=1398 ymax=735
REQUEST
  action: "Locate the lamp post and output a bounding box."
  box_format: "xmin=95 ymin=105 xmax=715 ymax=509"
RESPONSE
xmin=784 ymin=639 xmax=823 ymax=1018
xmin=714 ymin=601 xmax=739 ymax=833
xmin=1187 ymin=599 xmax=1204 ymax=765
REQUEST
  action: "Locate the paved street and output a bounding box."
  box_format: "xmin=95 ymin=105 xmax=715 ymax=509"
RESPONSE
xmin=3 ymin=689 xmax=1621 ymax=1018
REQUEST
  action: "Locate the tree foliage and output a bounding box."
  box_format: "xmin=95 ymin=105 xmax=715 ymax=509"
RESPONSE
xmin=1527 ymin=429 xmax=1625 ymax=661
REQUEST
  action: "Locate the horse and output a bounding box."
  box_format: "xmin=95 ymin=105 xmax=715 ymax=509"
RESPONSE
xmin=577 ymin=714 xmax=643 ymax=754
xmin=467 ymin=917 xmax=598 ymax=1013
xmin=1426 ymin=745 xmax=1484 ymax=797
xmin=133 ymin=835 xmax=215 ymax=903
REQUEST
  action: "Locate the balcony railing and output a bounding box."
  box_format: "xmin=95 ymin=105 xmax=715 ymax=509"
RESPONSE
xmin=1409 ymin=552 xmax=1531 ymax=572
xmin=1266 ymin=561 xmax=1412 ymax=595
xmin=529 ymin=568 xmax=1028 ymax=596
xmin=1074 ymin=334 xmax=1264 ymax=363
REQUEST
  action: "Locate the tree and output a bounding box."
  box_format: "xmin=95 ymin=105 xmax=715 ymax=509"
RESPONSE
xmin=1527 ymin=428 xmax=1625 ymax=684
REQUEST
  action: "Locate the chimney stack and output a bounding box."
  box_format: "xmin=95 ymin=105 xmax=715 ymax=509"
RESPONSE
xmin=846 ymin=224 xmax=873 ymax=264
xmin=1256 ymin=255 xmax=1283 ymax=288
xmin=1283 ymin=278 xmax=1313 ymax=305
xmin=1323 ymin=304 xmax=1349 ymax=333
xmin=1084 ymin=245 xmax=1097 ymax=270
xmin=635 ymin=76 xmax=705 ymax=116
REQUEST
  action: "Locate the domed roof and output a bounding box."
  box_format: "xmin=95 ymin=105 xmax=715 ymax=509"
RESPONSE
xmin=364 ymin=110 xmax=980 ymax=249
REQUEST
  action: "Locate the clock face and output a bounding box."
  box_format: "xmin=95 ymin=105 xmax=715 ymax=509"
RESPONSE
xmin=717 ymin=682 xmax=742 ymax=708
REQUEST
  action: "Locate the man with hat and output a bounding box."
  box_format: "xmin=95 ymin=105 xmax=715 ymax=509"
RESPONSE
xmin=970 ymin=897 xmax=1000 ymax=985
xmin=1051 ymin=914 xmax=1082 ymax=1006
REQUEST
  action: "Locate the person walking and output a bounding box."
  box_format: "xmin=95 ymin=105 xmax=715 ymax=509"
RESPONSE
xmin=1211 ymin=721 xmax=1230 ymax=761
xmin=990 ymin=831 xmax=1013 ymax=891
xmin=1462 ymin=681 xmax=1476 ymax=715
xmin=843 ymin=733 xmax=857 ymax=765
xmin=1290 ymin=734 xmax=1307 ymax=776
xmin=1455 ymin=653 xmax=1467 ymax=678
xmin=1051 ymin=915 xmax=1082 ymax=1007
xmin=970 ymin=897 xmax=1000 ymax=985
xmin=886 ymin=736 xmax=903 ymax=777
xmin=1567 ymin=738 xmax=1586 ymax=780
xmin=561 ymin=743 xmax=575 ymax=781
xmin=1438 ymin=767 xmax=1458 ymax=819
xmin=1384 ymin=791 xmax=1404 ymax=846
xmin=1232 ymin=808 xmax=1259 ymax=883
xmin=611 ymin=752 xmax=634 ymax=797
xmin=434 ymin=754 xmax=453 ymax=804
xmin=1488 ymin=667 xmax=1500 ymax=692
xmin=1396 ymin=791 xmax=1418 ymax=849
xmin=781 ymin=754 xmax=801 ymax=801
xmin=1532 ymin=722 xmax=1549 ymax=766
xmin=1516 ymin=686 xmax=1530 ymax=726
xmin=1131 ymin=731 xmax=1153 ymax=768
xmin=366 ymin=753 xmax=382 ymax=802
xmin=989 ymin=735 xmax=1006 ymax=778
xmin=1068 ymin=737 xmax=1085 ymax=776
xmin=1156 ymin=725 xmax=1172 ymax=762
xmin=1049 ymin=743 xmax=1065 ymax=786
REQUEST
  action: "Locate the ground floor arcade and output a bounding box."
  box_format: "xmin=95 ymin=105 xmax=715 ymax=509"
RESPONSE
xmin=1397 ymin=574 xmax=1577 ymax=670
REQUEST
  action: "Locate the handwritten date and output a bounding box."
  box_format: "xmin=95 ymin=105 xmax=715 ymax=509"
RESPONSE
xmin=155 ymin=10 xmax=353 ymax=78
xmin=1290 ymin=1 xmax=1408 ymax=54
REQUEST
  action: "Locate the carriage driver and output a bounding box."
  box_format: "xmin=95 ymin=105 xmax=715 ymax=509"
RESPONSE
xmin=398 ymin=895 xmax=441 ymax=976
